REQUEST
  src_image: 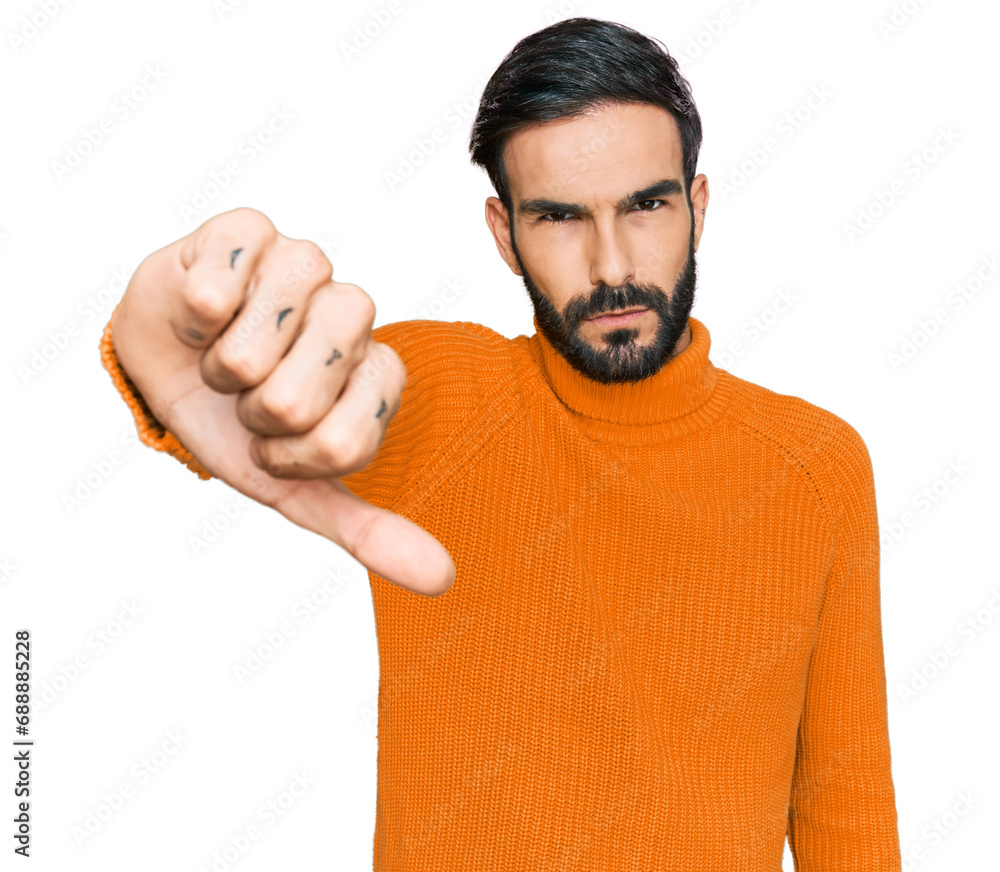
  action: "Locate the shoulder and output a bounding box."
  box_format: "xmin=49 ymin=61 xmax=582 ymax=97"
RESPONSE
xmin=722 ymin=371 xmax=871 ymax=464
xmin=369 ymin=319 xmax=515 ymax=405
xmin=371 ymin=318 xmax=508 ymax=343
xmin=371 ymin=319 xmax=511 ymax=365
xmin=721 ymin=371 xmax=876 ymax=528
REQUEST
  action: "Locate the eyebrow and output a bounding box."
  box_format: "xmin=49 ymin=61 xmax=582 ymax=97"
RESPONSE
xmin=517 ymin=177 xmax=684 ymax=217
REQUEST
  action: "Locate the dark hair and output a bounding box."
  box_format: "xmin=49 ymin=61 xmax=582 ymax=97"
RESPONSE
xmin=469 ymin=17 xmax=702 ymax=215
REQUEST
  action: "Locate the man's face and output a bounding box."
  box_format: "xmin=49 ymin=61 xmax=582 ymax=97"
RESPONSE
xmin=484 ymin=101 xmax=709 ymax=384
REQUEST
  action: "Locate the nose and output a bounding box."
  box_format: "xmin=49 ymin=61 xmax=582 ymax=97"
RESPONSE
xmin=588 ymin=216 xmax=635 ymax=290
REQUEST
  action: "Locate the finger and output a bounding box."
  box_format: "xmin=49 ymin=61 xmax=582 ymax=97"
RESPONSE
xmin=235 ymin=281 xmax=376 ymax=437
xmin=200 ymin=236 xmax=333 ymax=394
xmin=276 ymin=478 xmax=457 ymax=597
xmin=249 ymin=338 xmax=405 ymax=479
xmin=174 ymin=207 xmax=276 ymax=350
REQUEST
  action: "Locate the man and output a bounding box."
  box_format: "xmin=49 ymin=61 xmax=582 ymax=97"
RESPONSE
xmin=100 ymin=17 xmax=902 ymax=871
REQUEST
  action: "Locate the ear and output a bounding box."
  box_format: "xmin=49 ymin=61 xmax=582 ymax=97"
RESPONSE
xmin=689 ymin=173 xmax=709 ymax=252
xmin=484 ymin=197 xmax=523 ymax=276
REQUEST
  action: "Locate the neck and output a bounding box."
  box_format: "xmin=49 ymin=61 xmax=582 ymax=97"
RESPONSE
xmin=527 ymin=315 xmax=727 ymax=432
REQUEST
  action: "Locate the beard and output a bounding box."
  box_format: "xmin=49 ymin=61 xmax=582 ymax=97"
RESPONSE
xmin=510 ymin=213 xmax=698 ymax=385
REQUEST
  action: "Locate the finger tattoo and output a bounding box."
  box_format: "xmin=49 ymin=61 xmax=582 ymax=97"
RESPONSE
xmin=375 ymin=399 xmax=387 ymax=419
xmin=230 ymin=247 xmax=243 ymax=269
xmin=276 ymin=307 xmax=293 ymax=329
xmin=325 ymin=348 xmax=342 ymax=366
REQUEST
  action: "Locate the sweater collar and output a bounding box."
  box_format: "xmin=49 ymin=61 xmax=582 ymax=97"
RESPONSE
xmin=527 ymin=314 xmax=722 ymax=427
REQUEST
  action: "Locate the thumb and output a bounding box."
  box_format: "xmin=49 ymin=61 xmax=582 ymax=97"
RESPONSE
xmin=274 ymin=479 xmax=456 ymax=597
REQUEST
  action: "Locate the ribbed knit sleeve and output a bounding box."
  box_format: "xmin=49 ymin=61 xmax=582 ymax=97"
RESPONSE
xmin=99 ymin=301 xmax=213 ymax=481
xmin=787 ymin=419 xmax=902 ymax=870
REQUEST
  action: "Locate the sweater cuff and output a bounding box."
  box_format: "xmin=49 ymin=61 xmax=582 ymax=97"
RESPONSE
xmin=99 ymin=300 xmax=213 ymax=481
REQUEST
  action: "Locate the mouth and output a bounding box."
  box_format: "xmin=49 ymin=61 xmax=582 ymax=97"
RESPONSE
xmin=586 ymin=307 xmax=649 ymax=325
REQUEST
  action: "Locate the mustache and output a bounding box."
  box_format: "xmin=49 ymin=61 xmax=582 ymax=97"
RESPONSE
xmin=566 ymin=282 xmax=671 ymax=323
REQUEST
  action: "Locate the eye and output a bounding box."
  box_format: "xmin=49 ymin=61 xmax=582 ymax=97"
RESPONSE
xmin=540 ymin=212 xmax=576 ymax=223
xmin=632 ymin=199 xmax=666 ymax=212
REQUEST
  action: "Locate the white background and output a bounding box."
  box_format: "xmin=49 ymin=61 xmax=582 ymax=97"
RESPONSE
xmin=2 ymin=0 xmax=998 ymax=869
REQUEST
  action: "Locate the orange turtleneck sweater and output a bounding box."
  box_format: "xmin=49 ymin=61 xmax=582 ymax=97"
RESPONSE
xmin=99 ymin=306 xmax=902 ymax=871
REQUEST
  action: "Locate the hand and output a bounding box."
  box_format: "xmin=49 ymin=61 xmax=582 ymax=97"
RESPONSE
xmin=112 ymin=207 xmax=455 ymax=596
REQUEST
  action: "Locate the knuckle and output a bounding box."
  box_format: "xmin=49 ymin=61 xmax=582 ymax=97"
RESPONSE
xmin=355 ymin=287 xmax=377 ymax=324
xmin=212 ymin=343 xmax=267 ymax=387
xmin=349 ymin=341 xmax=398 ymax=396
xmin=180 ymin=280 xmax=234 ymax=323
xmin=281 ymin=240 xmax=332 ymax=291
xmin=335 ymin=282 xmax=376 ymax=325
xmin=301 ymin=240 xmax=333 ymax=280
xmin=220 ymin=207 xmax=276 ymax=241
xmin=257 ymin=389 xmax=312 ymax=431
xmin=269 ymin=439 xmax=307 ymax=472
xmin=373 ymin=341 xmax=407 ymax=387
xmin=318 ymin=424 xmax=367 ymax=474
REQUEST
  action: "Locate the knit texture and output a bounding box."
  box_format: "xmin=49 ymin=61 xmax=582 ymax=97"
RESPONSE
xmin=99 ymin=304 xmax=902 ymax=871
